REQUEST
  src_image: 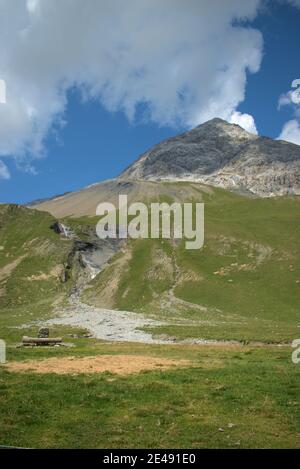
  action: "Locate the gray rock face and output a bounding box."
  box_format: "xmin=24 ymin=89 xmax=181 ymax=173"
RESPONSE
xmin=120 ymin=118 xmax=300 ymax=196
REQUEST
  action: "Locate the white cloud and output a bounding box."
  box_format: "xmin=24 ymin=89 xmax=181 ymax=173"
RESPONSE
xmin=0 ymin=0 xmax=263 ymax=171
xmin=277 ymin=79 xmax=300 ymax=144
xmin=278 ymin=92 xmax=293 ymax=108
xmin=0 ymin=160 xmax=10 ymax=179
xmin=278 ymin=79 xmax=300 ymax=108
xmin=278 ymin=120 xmax=300 ymax=145
xmin=26 ymin=0 xmax=40 ymax=14
xmin=229 ymin=111 xmax=258 ymax=134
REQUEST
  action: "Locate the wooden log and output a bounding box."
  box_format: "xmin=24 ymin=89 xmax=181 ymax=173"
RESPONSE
xmin=22 ymin=336 xmax=62 ymax=345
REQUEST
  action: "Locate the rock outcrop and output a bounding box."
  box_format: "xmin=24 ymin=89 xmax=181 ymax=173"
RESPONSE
xmin=120 ymin=118 xmax=300 ymax=196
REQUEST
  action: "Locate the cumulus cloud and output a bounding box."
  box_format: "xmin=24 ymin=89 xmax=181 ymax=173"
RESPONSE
xmin=277 ymin=79 xmax=300 ymax=145
xmin=0 ymin=0 xmax=263 ymax=171
xmin=278 ymin=79 xmax=300 ymax=108
xmin=229 ymin=111 xmax=258 ymax=134
xmin=0 ymin=160 xmax=10 ymax=179
xmin=278 ymin=120 xmax=300 ymax=145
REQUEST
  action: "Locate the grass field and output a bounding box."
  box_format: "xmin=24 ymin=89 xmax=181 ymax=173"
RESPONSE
xmin=0 ymin=342 xmax=299 ymax=448
xmin=1 ymin=186 xmax=300 ymax=448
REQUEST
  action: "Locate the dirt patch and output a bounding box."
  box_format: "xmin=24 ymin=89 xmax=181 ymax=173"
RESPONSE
xmin=26 ymin=265 xmax=64 ymax=281
xmin=213 ymin=262 xmax=256 ymax=276
xmin=5 ymin=354 xmax=190 ymax=375
xmin=178 ymin=270 xmax=203 ymax=283
xmin=0 ymin=255 xmax=26 ymax=281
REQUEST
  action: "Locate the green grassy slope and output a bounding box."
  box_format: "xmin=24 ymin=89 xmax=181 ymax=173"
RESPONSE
xmin=1 ymin=184 xmax=300 ymax=343
xmin=0 ymin=204 xmax=74 ymax=342
xmin=83 ymin=185 xmax=300 ymax=343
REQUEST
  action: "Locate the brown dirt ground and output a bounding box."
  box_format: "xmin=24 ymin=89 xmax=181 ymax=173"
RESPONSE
xmin=5 ymin=354 xmax=190 ymax=375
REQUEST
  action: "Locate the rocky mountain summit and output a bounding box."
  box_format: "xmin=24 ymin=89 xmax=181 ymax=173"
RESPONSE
xmin=32 ymin=118 xmax=300 ymax=218
xmin=120 ymin=118 xmax=300 ymax=196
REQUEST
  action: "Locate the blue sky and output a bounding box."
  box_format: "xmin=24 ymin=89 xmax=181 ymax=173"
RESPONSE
xmin=0 ymin=0 xmax=300 ymax=204
xmin=239 ymin=2 xmax=300 ymax=137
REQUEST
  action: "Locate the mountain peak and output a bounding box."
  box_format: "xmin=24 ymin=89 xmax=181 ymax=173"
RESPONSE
xmin=199 ymin=117 xmax=229 ymax=126
xmin=120 ymin=118 xmax=300 ymax=196
xmin=192 ymin=117 xmax=256 ymax=138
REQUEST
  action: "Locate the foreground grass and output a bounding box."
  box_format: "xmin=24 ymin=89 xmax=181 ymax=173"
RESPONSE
xmin=0 ymin=343 xmax=299 ymax=448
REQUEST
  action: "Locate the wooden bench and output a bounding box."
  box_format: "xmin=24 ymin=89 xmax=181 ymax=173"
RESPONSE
xmin=22 ymin=336 xmax=62 ymax=346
